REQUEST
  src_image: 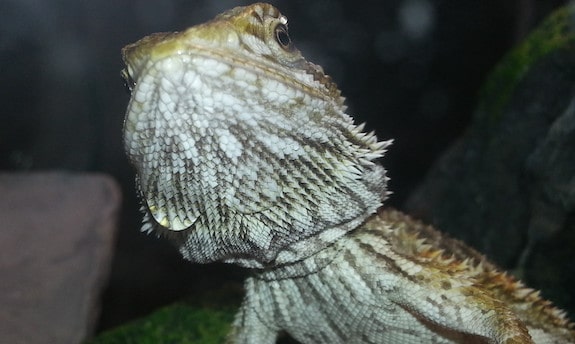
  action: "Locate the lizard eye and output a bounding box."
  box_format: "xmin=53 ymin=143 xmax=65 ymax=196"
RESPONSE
xmin=274 ymin=23 xmax=292 ymax=50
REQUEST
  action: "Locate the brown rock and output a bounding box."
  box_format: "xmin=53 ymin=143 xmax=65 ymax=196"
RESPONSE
xmin=0 ymin=172 xmax=121 ymax=344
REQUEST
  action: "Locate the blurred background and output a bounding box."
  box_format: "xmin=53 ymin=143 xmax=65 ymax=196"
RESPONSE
xmin=0 ymin=0 xmax=569 ymax=335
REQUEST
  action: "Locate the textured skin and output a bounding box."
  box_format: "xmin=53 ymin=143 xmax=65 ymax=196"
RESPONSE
xmin=122 ymin=3 xmax=575 ymax=343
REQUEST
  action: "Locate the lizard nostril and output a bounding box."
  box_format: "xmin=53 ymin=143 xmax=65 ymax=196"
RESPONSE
xmin=121 ymin=69 xmax=135 ymax=94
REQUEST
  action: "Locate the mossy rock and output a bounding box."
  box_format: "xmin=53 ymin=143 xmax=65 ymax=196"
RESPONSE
xmin=407 ymin=3 xmax=575 ymax=319
xmin=88 ymin=302 xmax=235 ymax=344
xmin=478 ymin=4 xmax=575 ymax=123
xmin=88 ymin=288 xmax=240 ymax=344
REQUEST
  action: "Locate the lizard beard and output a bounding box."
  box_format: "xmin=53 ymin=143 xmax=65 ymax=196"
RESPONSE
xmin=123 ymin=19 xmax=391 ymax=269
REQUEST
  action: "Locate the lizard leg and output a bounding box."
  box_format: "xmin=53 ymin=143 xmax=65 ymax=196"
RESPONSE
xmin=227 ymin=278 xmax=279 ymax=344
xmin=388 ymin=272 xmax=534 ymax=344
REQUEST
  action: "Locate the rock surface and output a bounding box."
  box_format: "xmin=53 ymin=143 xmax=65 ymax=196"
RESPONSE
xmin=405 ymin=5 xmax=575 ymax=316
xmin=0 ymin=172 xmax=120 ymax=344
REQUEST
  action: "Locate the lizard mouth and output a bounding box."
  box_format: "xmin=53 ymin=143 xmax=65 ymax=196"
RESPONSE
xmin=121 ymin=3 xmax=342 ymax=106
xmin=123 ymin=40 xmax=337 ymax=105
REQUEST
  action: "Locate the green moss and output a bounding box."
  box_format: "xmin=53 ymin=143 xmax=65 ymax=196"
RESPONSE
xmin=88 ymin=302 xmax=235 ymax=344
xmin=87 ymin=287 xmax=242 ymax=344
xmin=478 ymin=5 xmax=575 ymax=122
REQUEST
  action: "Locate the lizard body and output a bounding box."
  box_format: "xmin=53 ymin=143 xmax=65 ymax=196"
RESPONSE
xmin=122 ymin=3 xmax=575 ymax=343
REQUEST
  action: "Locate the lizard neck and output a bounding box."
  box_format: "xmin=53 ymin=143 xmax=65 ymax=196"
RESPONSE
xmin=155 ymin=161 xmax=388 ymax=269
xmin=253 ymin=225 xmax=348 ymax=279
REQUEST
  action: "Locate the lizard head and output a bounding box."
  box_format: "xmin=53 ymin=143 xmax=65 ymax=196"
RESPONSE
xmin=122 ymin=3 xmax=391 ymax=268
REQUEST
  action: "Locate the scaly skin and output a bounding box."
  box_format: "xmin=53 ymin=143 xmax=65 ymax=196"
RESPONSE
xmin=122 ymin=3 xmax=575 ymax=343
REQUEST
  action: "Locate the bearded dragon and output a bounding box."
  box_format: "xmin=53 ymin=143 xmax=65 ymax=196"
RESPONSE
xmin=121 ymin=3 xmax=575 ymax=343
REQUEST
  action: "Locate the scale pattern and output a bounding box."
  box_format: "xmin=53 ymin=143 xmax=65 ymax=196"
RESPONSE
xmin=122 ymin=3 xmax=575 ymax=343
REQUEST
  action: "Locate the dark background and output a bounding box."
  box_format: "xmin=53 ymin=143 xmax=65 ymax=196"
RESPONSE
xmin=0 ymin=0 xmax=567 ymax=333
